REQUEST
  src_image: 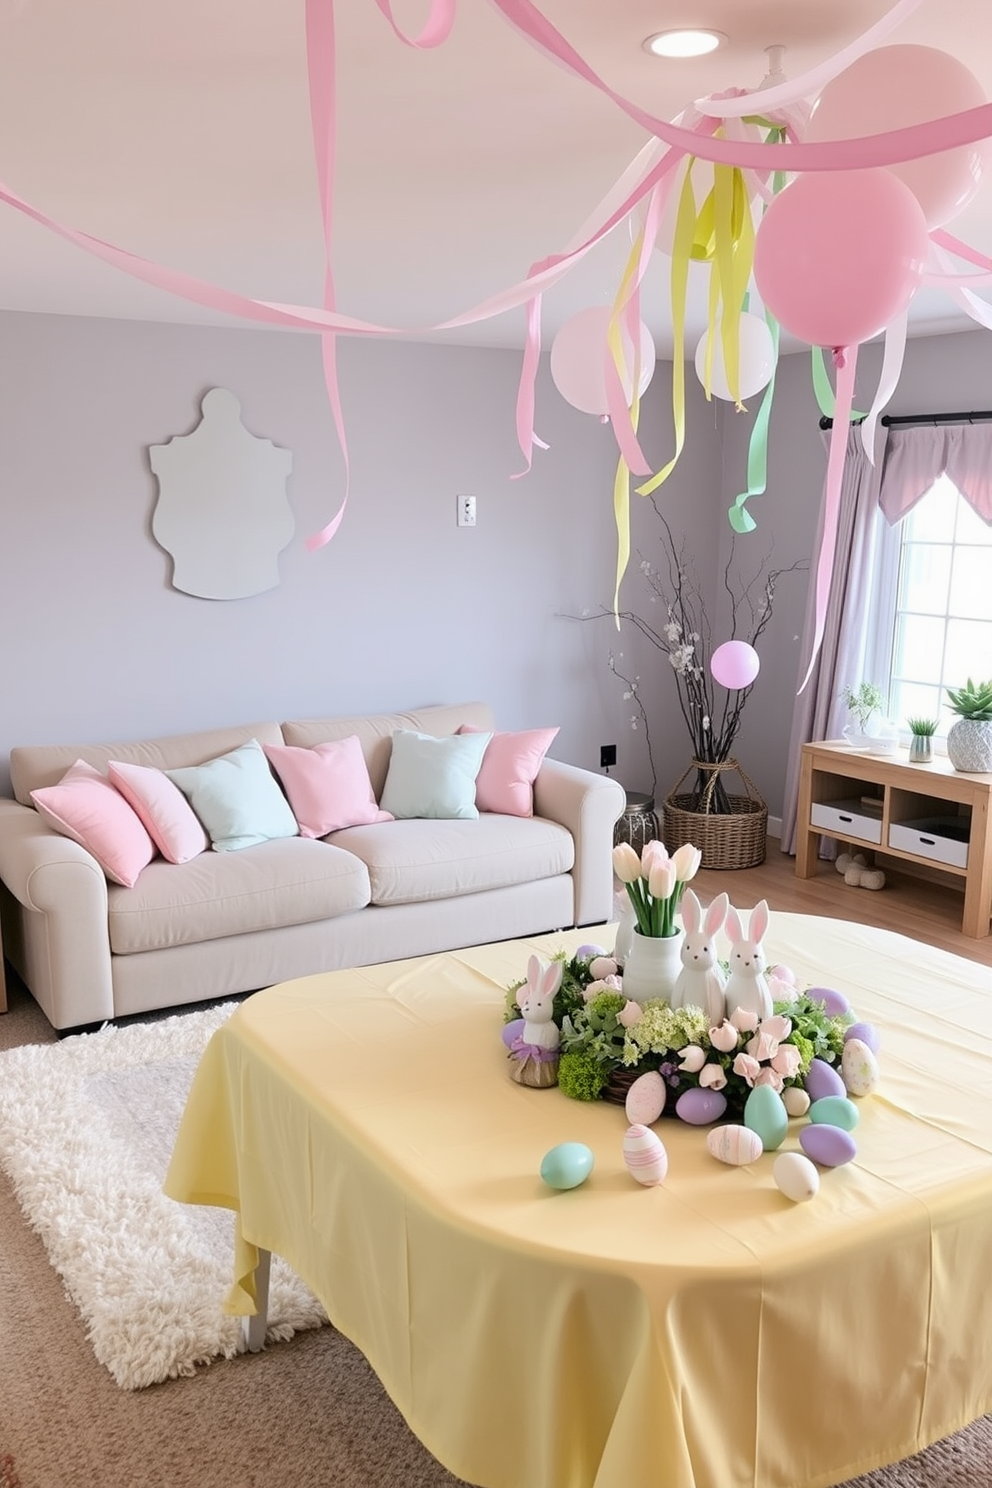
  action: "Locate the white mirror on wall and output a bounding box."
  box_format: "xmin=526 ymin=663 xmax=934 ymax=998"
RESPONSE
xmin=150 ymin=387 xmax=295 ymax=600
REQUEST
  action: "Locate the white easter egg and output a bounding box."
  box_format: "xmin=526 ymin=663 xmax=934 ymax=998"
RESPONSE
xmin=782 ymin=1086 xmax=811 ymax=1119
xmin=706 ymin=1123 xmax=764 ymax=1166
xmin=841 ymin=1037 xmax=880 ymax=1097
xmin=773 ymin=1151 xmax=820 ymax=1203
xmin=622 ymin=1123 xmax=669 ymax=1186
xmin=624 ymin=1070 xmax=667 ymax=1126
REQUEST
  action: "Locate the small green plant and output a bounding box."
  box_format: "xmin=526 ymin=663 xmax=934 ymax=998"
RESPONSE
xmin=946 ymin=679 xmax=992 ymax=721
xmin=906 ymin=716 xmax=939 ymax=736
xmin=841 ymin=681 xmax=885 ymax=730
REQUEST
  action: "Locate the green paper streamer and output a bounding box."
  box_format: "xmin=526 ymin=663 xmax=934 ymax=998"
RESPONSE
xmin=728 ymin=309 xmax=780 ymax=534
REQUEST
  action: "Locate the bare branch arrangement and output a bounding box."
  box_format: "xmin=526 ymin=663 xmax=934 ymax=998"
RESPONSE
xmin=579 ymin=496 xmax=807 ymax=813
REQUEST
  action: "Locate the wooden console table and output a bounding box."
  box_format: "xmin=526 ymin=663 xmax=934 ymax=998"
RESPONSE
xmin=796 ymin=740 xmax=992 ymax=938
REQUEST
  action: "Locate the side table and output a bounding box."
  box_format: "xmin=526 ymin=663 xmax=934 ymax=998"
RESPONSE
xmin=613 ymin=790 xmax=661 ymax=856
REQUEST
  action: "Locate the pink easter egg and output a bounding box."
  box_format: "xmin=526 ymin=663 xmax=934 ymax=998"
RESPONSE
xmin=706 ymin=1124 xmax=764 ymax=1166
xmin=624 ymin=1070 xmax=667 ymax=1126
xmin=622 ymin=1123 xmax=669 ymax=1186
xmin=675 ymin=1087 xmax=728 ymax=1126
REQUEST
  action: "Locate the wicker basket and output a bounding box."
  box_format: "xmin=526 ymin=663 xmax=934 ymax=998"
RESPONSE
xmin=602 ymin=1067 xmax=643 ymax=1106
xmin=662 ymin=758 xmax=767 ymax=871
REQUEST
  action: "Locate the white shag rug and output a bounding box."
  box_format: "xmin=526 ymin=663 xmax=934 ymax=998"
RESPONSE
xmin=0 ymin=1003 xmax=328 ymax=1390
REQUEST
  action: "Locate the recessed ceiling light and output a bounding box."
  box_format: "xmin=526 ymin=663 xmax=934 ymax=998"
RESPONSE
xmin=643 ymin=29 xmax=726 ymax=59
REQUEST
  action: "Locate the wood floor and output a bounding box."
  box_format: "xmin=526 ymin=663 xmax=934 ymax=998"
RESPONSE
xmin=698 ymin=838 xmax=992 ymax=968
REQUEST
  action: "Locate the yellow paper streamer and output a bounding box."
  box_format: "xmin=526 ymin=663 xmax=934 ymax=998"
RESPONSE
xmin=608 ymin=228 xmax=646 ymax=614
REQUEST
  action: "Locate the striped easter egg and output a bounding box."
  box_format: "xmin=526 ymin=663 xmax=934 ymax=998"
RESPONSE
xmin=622 ymin=1123 xmax=669 ymax=1186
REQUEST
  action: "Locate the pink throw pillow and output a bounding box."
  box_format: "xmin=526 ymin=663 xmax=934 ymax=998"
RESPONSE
xmin=263 ymin=737 xmax=394 ymax=838
xmin=458 ymin=724 xmax=559 ymax=817
xmin=108 ymin=760 xmax=208 ymax=864
xmin=30 ymin=760 xmax=155 ymax=887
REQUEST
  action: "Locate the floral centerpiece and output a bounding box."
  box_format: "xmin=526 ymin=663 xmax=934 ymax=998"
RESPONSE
xmin=503 ymin=950 xmax=853 ymax=1122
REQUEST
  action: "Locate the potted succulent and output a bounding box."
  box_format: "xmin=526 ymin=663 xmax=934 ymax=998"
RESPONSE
xmin=945 ymin=679 xmax=992 ymax=772
xmin=906 ymin=716 xmax=938 ymax=764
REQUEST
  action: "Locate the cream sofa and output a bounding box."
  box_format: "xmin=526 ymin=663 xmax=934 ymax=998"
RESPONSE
xmin=0 ymin=702 xmax=625 ymax=1032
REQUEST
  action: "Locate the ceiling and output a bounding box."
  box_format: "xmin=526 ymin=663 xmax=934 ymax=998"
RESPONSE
xmin=0 ymin=0 xmax=989 ymax=354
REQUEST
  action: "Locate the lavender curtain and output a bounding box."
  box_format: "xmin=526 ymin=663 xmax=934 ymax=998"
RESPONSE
xmin=780 ymin=427 xmax=885 ymax=855
xmin=879 ymin=423 xmax=992 ymax=524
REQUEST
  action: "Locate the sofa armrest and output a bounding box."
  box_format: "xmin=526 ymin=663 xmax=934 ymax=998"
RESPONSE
xmin=0 ymin=799 xmax=114 ymax=1028
xmin=532 ymin=760 xmax=625 ymax=926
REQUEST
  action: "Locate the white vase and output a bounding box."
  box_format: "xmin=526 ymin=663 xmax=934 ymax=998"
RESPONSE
xmin=947 ymin=718 xmax=992 ymax=773
xmin=613 ymin=894 xmax=636 ymax=967
xmin=621 ymin=928 xmax=685 ymax=1005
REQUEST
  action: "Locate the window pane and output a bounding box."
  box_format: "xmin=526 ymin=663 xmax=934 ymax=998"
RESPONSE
xmin=954 ymin=499 xmax=992 ymax=547
xmin=950 ymin=547 xmax=992 ymax=620
xmin=904 ymin=475 xmax=958 ymax=540
xmin=891 ymin=613 xmax=946 ymax=680
xmin=944 ymin=618 xmax=992 ymax=685
xmin=898 ymin=543 xmax=951 ymax=614
xmin=890 ymin=681 xmax=942 ymax=726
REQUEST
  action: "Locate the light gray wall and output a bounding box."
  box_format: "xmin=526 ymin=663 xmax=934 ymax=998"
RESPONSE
xmin=3 ymin=311 xmax=985 ymax=815
xmin=0 ymin=309 xmax=715 ymax=798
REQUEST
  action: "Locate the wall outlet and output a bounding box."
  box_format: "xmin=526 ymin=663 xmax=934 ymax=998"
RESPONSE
xmin=457 ymin=495 xmax=477 ymax=527
xmin=600 ymin=744 xmax=617 ymax=769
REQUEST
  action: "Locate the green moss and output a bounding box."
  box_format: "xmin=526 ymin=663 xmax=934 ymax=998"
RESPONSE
xmin=558 ymin=1051 xmax=609 ymax=1101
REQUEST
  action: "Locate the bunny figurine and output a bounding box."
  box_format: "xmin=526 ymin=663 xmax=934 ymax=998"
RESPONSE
xmin=517 ymin=955 xmax=563 ymax=1051
xmin=670 ymin=889 xmax=729 ymax=1026
xmin=723 ymin=899 xmax=773 ymax=1020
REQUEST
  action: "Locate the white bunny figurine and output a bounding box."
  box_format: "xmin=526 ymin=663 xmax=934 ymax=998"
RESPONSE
xmin=518 ymin=955 xmax=563 ymax=1051
xmin=723 ymin=899 xmax=773 ymax=1020
xmin=671 ymin=889 xmax=729 ymax=1026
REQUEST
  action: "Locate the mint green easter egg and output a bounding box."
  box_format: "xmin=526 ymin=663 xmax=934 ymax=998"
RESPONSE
xmin=744 ymin=1084 xmax=789 ymax=1151
xmin=808 ymin=1095 xmax=860 ymax=1132
xmin=540 ymin=1142 xmax=595 ymax=1190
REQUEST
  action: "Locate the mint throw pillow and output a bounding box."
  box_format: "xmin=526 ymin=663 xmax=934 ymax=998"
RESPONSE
xmin=166 ymin=739 xmax=299 ymax=852
xmin=379 ymin=729 xmax=493 ymax=820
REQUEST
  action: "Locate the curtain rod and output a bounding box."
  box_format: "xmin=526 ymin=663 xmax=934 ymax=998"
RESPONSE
xmin=819 ymin=409 xmax=992 ymax=430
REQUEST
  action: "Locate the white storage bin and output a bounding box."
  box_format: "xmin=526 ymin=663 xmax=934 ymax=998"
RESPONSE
xmin=888 ymin=818 xmax=969 ymax=869
xmin=810 ymin=798 xmax=882 ymax=845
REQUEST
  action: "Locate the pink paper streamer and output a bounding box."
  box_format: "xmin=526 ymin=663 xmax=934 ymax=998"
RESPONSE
xmin=691 ymin=0 xmax=925 ymax=118
xmin=487 ymin=0 xmax=992 ymax=171
xmin=372 ymin=0 xmax=456 ymax=47
xmin=304 ymin=0 xmax=350 ymax=550
xmin=798 ymin=347 xmax=859 ymax=694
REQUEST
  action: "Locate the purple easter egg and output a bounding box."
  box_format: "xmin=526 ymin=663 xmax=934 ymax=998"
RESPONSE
xmin=807 ymin=986 xmax=851 ymax=1017
xmin=575 ymin=943 xmax=606 ymax=961
xmin=844 ymin=1020 xmax=880 ymax=1053
xmin=501 ymin=1018 xmax=525 ymax=1048
xmin=675 ymin=1087 xmax=728 ymax=1126
xmin=800 ymin=1123 xmax=857 ymax=1168
xmin=804 ymin=1057 xmax=846 ymax=1102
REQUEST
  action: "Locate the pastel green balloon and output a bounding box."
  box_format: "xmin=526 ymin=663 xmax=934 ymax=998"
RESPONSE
xmin=743 ymin=1084 xmax=789 ymax=1151
xmin=540 ymin=1142 xmax=595 ymax=1190
xmin=808 ymin=1095 xmax=860 ymax=1132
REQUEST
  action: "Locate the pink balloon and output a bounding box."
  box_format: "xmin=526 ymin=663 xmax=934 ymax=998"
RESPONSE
xmin=710 ymin=640 xmax=759 ymax=690
xmin=804 ymin=45 xmax=987 ymax=230
xmin=752 ymin=169 xmax=929 ymax=349
xmin=550 ymin=306 xmax=656 ymax=416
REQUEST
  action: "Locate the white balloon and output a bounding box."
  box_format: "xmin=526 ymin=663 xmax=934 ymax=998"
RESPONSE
xmin=550 ymin=306 xmax=657 ymax=416
xmin=694 ymin=312 xmax=776 ymax=402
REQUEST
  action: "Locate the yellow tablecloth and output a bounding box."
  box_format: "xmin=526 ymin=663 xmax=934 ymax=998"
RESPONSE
xmin=164 ymin=914 xmax=992 ymax=1488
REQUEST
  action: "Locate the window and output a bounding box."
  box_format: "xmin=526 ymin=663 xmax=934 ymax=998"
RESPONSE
xmin=868 ymin=474 xmax=992 ymax=738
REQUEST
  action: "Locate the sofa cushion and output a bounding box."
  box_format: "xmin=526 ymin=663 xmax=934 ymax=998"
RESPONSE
xmin=166 ymin=739 xmax=299 ymax=852
xmin=107 ymin=760 xmax=209 ymax=864
xmin=458 ymin=724 xmax=560 ymax=817
xmin=107 ymin=838 xmax=371 ymax=954
xmin=263 ymin=737 xmax=393 ymax=837
xmin=379 ymin=729 xmax=492 ymax=820
xmin=330 ymin=814 xmax=574 ymax=906
xmin=30 ymin=760 xmax=156 ymax=888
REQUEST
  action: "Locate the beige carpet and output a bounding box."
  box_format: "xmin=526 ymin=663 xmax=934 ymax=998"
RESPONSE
xmin=1 ymin=972 xmax=990 ymax=1488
